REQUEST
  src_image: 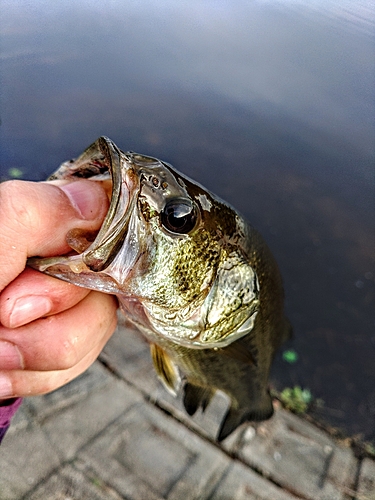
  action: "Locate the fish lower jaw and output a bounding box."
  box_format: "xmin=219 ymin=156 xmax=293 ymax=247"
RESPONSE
xmin=28 ymin=254 xmax=91 ymax=274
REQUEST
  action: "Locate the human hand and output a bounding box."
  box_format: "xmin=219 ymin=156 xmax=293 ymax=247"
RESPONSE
xmin=0 ymin=179 xmax=118 ymax=400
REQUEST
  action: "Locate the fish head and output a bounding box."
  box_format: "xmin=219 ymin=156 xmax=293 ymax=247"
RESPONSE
xmin=29 ymin=137 xmax=260 ymax=349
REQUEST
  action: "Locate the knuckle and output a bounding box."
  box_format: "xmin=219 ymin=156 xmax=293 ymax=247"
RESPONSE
xmin=41 ymin=317 xmax=81 ymax=370
xmin=0 ymin=181 xmax=39 ymax=234
xmin=57 ymin=337 xmax=80 ymax=369
xmin=0 ymin=180 xmax=21 ymax=199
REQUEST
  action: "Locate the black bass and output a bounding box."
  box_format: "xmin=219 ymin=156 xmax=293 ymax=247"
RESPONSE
xmin=28 ymin=137 xmax=291 ymax=440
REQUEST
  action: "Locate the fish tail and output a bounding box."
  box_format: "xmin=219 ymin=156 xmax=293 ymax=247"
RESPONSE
xmin=183 ymin=382 xmax=215 ymax=416
xmin=217 ymin=389 xmax=274 ymax=441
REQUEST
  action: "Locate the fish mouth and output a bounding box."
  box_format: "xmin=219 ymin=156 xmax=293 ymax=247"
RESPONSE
xmin=79 ymin=138 xmax=138 ymax=272
xmin=28 ymin=137 xmax=140 ymax=292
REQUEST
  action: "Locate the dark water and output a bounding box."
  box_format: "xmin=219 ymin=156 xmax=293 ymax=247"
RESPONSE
xmin=1 ymin=0 xmax=374 ymax=441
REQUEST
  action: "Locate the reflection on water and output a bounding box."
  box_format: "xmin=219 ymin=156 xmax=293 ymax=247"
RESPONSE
xmin=1 ymin=0 xmax=374 ymax=440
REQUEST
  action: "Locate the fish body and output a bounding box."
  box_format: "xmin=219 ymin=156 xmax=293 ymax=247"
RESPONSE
xmin=29 ymin=137 xmax=291 ymax=440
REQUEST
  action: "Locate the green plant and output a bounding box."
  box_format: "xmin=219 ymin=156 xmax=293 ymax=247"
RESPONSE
xmin=8 ymin=167 xmax=23 ymax=179
xmin=280 ymin=386 xmax=313 ymax=414
xmin=364 ymin=441 xmax=375 ymax=458
xmin=282 ymin=349 xmax=299 ymax=364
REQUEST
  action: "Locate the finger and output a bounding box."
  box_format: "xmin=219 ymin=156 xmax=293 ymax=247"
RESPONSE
xmin=0 ymin=179 xmax=109 ymax=290
xmin=0 ymin=268 xmax=90 ymax=328
xmin=0 ymin=322 xmax=116 ymax=398
xmin=0 ymin=291 xmax=118 ymax=372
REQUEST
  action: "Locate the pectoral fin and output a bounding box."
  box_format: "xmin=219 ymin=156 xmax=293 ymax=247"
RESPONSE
xmin=150 ymin=344 xmax=181 ymax=396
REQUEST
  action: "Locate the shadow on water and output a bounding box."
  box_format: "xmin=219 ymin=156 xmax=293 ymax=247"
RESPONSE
xmin=1 ymin=0 xmax=374 ymax=440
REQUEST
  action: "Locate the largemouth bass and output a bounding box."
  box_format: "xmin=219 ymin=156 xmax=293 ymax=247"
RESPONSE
xmin=29 ymin=137 xmax=291 ymax=440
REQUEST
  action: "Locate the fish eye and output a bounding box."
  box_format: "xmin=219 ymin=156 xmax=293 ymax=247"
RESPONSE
xmin=160 ymin=198 xmax=198 ymax=235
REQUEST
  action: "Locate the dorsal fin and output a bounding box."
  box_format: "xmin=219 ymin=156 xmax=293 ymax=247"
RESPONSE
xmin=150 ymin=344 xmax=181 ymax=395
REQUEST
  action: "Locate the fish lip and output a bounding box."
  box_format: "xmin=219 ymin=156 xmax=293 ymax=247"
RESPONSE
xmin=81 ymin=137 xmax=138 ymax=272
xmin=28 ymin=137 xmax=140 ymax=279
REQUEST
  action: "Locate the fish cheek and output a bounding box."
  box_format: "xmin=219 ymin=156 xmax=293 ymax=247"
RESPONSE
xmin=173 ymin=230 xmax=221 ymax=300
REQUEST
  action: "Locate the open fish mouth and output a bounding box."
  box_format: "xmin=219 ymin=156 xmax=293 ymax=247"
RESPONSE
xmin=28 ymin=137 xmax=143 ymax=293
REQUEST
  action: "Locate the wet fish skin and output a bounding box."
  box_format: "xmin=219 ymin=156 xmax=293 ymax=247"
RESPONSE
xmin=156 ymin=222 xmax=291 ymax=440
xmin=28 ymin=137 xmax=291 ymax=440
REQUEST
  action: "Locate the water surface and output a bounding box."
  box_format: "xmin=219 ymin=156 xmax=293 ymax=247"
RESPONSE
xmin=1 ymin=0 xmax=374 ymax=440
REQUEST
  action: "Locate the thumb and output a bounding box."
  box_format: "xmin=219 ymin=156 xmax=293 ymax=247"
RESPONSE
xmin=0 ymin=179 xmax=109 ymax=290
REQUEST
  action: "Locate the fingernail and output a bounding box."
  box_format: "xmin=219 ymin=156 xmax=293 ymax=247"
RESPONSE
xmin=0 ymin=375 xmax=13 ymax=398
xmin=60 ymin=181 xmax=100 ymax=220
xmin=0 ymin=341 xmax=23 ymax=370
xmin=9 ymin=296 xmax=53 ymax=329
